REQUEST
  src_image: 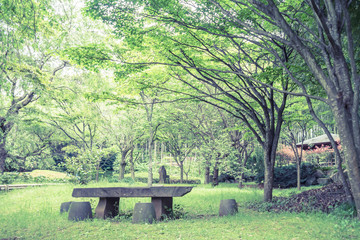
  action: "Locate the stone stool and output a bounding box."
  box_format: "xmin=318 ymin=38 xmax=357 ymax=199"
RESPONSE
xmin=60 ymin=201 xmax=73 ymax=213
xmin=132 ymin=203 xmax=156 ymax=224
xmin=219 ymin=199 xmax=238 ymax=216
xmin=68 ymin=202 xmax=93 ymax=221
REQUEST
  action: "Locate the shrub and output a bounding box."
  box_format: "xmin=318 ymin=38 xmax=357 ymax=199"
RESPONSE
xmin=0 ymin=173 xmax=16 ymax=184
xmin=68 ymin=174 xmax=92 ymax=185
xmin=120 ymin=177 xmax=135 ymax=184
xmin=256 ymin=163 xmax=317 ymax=188
xmin=218 ymin=172 xmax=236 ymax=183
xmin=33 ymin=176 xmax=47 ymax=183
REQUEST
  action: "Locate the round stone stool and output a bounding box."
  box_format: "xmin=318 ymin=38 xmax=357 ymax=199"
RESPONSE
xmin=132 ymin=203 xmax=156 ymax=224
xmin=60 ymin=201 xmax=73 ymax=213
xmin=68 ymin=202 xmax=93 ymax=221
xmin=219 ymin=199 xmax=238 ymax=216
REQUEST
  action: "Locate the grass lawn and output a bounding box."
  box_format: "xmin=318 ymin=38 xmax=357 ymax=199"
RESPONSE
xmin=0 ymin=182 xmax=359 ymax=239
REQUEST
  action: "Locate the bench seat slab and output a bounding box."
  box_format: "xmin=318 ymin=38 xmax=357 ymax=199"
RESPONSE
xmin=72 ymin=186 xmax=192 ymax=198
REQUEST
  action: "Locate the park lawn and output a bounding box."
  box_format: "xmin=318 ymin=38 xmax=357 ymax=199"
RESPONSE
xmin=0 ymin=183 xmax=359 ymax=240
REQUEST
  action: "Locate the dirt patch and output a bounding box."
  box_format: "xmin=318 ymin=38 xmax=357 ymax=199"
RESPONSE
xmin=248 ymin=183 xmax=349 ymax=213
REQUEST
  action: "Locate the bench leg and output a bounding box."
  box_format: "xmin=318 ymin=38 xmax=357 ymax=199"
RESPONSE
xmin=95 ymin=197 xmax=120 ymax=219
xmin=151 ymin=197 xmax=173 ymax=220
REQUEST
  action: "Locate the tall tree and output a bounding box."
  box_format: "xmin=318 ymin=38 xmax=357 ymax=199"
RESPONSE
xmin=85 ymin=0 xmax=360 ymax=212
xmin=218 ymin=110 xmax=255 ymax=188
xmin=0 ymin=0 xmax=70 ymax=173
xmin=102 ymin=107 xmax=145 ymax=180
xmin=44 ymin=71 xmax=109 ymax=182
xmin=203 ymin=0 xmax=360 ymax=213
xmin=186 ymin=103 xmax=231 ymax=185
xmin=85 ymin=0 xmax=294 ymax=201
xmin=282 ymin=100 xmax=314 ymax=190
xmin=159 ymin=103 xmax=198 ymax=183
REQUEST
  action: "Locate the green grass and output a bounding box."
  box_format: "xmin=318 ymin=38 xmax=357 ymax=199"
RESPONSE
xmin=0 ymin=182 xmax=359 ymax=239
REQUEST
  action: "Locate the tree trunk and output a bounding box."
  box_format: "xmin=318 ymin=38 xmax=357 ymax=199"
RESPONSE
xmin=296 ymin=159 xmax=301 ymax=191
xmin=238 ymin=172 xmax=245 ymax=188
xmin=305 ymin=99 xmax=354 ymax=204
xmin=160 ymin=142 xmax=164 ymax=163
xmin=148 ymin=137 xmax=153 ymax=187
xmin=334 ymin=106 xmax=360 ymax=217
xmin=0 ymin=142 xmax=7 ymax=174
xmin=263 ymin=136 xmax=278 ymax=202
xmin=129 ymin=148 xmax=135 ymax=180
xmin=119 ymin=151 xmax=128 ymax=180
xmin=238 ymin=148 xmax=252 ymax=188
xmin=119 ymin=162 xmax=126 ymax=180
xmin=95 ymin=160 xmax=101 ymax=182
xmin=263 ymin=158 xmax=274 ymax=202
xmin=204 ymin=162 xmax=210 ymax=184
xmin=335 ymin=153 xmax=353 ymax=204
xmin=154 ymin=141 xmax=157 ymax=164
xmin=237 ymin=155 xmax=245 ymax=188
xmin=179 ymin=161 xmax=184 ymax=184
xmin=212 ymin=162 xmax=219 ymax=186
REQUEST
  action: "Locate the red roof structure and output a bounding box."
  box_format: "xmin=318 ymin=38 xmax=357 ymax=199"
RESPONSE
xmin=296 ymin=134 xmax=340 ymax=150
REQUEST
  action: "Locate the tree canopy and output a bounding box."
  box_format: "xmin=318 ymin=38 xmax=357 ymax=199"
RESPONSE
xmin=2 ymin=0 xmax=360 ymax=218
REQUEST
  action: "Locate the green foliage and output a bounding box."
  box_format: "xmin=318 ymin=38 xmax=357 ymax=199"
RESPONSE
xmin=64 ymin=153 xmax=98 ymax=185
xmin=168 ymin=204 xmax=188 ymax=220
xmin=60 ymin=43 xmax=113 ymax=71
xmin=0 ymin=173 xmax=16 ymax=184
xmin=120 ymin=177 xmax=136 ymax=184
xmin=256 ymin=163 xmax=317 ymax=188
xmin=331 ymin=203 xmax=357 ymax=219
xmin=107 ymin=175 xmax=137 ymax=184
xmin=2 ymin=0 xmax=359 ymax=224
xmin=246 ymin=146 xmax=264 ymax=179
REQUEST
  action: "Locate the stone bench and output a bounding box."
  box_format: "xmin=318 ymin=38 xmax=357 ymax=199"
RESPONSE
xmin=72 ymin=186 xmax=193 ymax=220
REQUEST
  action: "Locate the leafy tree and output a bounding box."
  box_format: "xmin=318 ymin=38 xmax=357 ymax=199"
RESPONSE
xmin=217 ymin=109 xmax=254 ymax=187
xmin=0 ymin=0 xmax=70 ymax=173
xmin=43 ymin=71 xmax=110 ymax=182
xmin=159 ymin=103 xmax=198 ymax=183
xmin=5 ymin=114 xmax=55 ymax=171
xmin=84 ymin=0 xmax=360 ymax=214
xmin=282 ymin=99 xmax=314 ymax=190
xmin=201 ymin=0 xmax=360 ymax=216
xmin=102 ymin=107 xmax=146 ymax=180
xmin=85 ymin=0 xmax=294 ymax=201
xmin=183 ymin=103 xmax=231 ymax=184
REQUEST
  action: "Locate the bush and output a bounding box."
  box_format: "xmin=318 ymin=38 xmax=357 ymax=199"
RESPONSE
xmin=33 ymin=176 xmax=47 ymax=183
xmin=120 ymin=177 xmax=136 ymax=184
xmin=218 ymin=172 xmax=236 ymax=183
xmin=247 ymin=146 xmax=265 ymax=180
xmin=68 ymin=174 xmax=92 ymax=185
xmin=256 ymin=163 xmax=317 ymax=188
xmin=0 ymin=173 xmax=16 ymax=184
